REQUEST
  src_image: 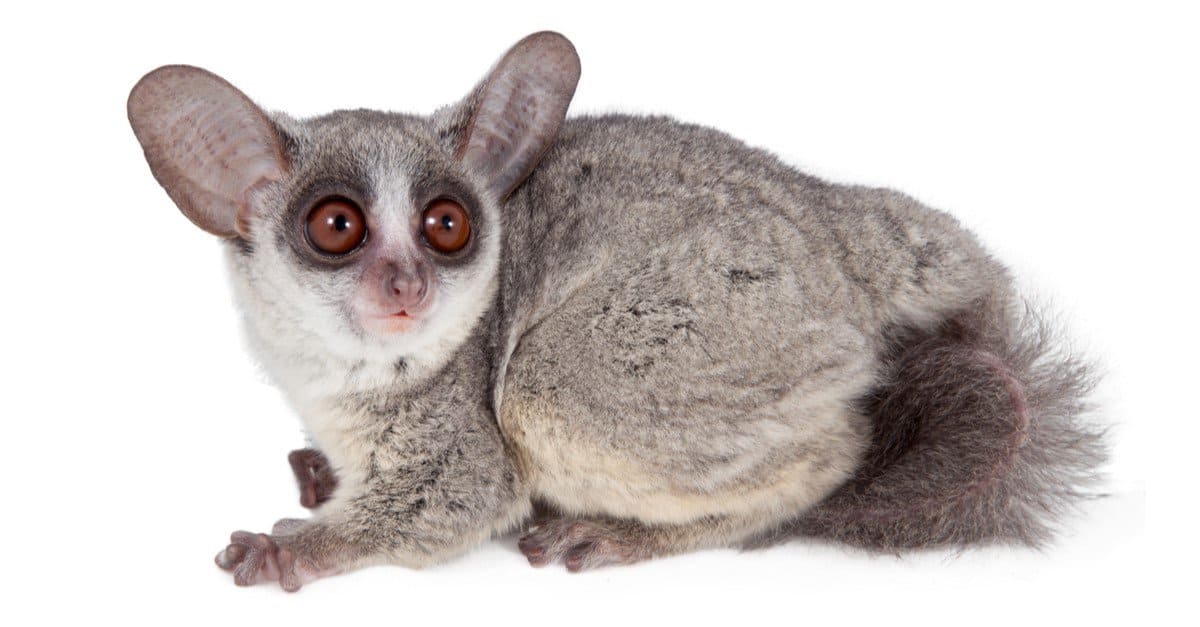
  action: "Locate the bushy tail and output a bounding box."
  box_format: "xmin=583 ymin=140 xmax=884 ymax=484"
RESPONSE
xmin=776 ymin=296 xmax=1107 ymax=550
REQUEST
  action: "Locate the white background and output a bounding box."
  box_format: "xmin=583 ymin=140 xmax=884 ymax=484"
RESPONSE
xmin=1 ymin=1 xmax=1185 ymax=624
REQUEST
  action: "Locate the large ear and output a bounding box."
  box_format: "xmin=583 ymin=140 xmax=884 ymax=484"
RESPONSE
xmin=128 ymin=66 xmax=287 ymax=238
xmin=456 ymin=32 xmax=580 ymax=199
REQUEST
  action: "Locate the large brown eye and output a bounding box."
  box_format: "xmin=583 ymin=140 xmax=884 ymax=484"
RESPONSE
xmin=305 ymin=199 xmax=366 ymax=255
xmin=421 ymin=199 xmax=470 ymax=254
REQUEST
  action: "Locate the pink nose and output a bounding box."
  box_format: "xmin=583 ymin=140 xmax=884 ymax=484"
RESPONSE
xmin=384 ymin=262 xmax=429 ymax=310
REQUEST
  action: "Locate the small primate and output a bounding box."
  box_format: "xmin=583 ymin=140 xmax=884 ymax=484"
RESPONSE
xmin=128 ymin=32 xmax=1106 ymax=592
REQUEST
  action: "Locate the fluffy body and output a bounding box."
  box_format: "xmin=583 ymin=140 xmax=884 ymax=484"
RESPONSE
xmin=129 ymin=33 xmax=1106 ymax=589
xmin=229 ymin=112 xmax=1101 ymax=565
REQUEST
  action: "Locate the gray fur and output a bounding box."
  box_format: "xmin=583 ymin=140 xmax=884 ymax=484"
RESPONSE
xmin=129 ymin=32 xmax=1106 ymax=588
xmin=756 ymin=297 xmax=1107 ymax=550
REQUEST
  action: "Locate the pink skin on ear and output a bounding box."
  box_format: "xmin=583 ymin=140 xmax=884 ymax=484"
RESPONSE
xmin=457 ymin=31 xmax=580 ymax=199
xmin=127 ymin=65 xmax=287 ymax=238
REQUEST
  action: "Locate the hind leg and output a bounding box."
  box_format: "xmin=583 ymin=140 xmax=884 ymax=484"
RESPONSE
xmin=517 ymin=511 xmax=766 ymax=572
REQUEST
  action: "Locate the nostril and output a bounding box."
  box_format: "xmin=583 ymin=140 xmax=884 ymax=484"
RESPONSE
xmin=391 ymin=276 xmax=412 ymax=297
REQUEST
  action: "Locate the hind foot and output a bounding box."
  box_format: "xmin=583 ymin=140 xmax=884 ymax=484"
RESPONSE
xmin=518 ymin=518 xmax=655 ymax=572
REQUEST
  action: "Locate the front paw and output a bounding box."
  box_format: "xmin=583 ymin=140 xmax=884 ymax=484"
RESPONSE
xmin=214 ymin=530 xmax=320 ymax=592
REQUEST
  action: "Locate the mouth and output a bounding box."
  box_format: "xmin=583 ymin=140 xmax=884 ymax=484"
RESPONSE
xmin=356 ymin=289 xmax=436 ymax=336
xmin=360 ymin=305 xmax=428 ymax=336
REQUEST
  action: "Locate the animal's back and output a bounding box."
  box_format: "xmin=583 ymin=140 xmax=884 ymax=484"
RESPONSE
xmin=495 ymin=114 xmax=1009 ymax=530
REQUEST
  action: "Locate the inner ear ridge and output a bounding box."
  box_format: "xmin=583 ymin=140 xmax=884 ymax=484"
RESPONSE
xmin=458 ymin=32 xmax=580 ymax=199
xmin=128 ymin=65 xmax=288 ymax=238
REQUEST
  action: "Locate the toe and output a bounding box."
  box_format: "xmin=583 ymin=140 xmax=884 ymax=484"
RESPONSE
xmin=225 ymin=532 xmax=279 ymax=586
xmin=277 ymin=547 xmax=303 ymax=592
xmin=517 ymin=534 xmax=550 ymax=566
xmin=215 ymin=543 xmax=246 ymax=570
xmin=564 ymin=542 xmax=595 ymax=572
xmin=232 ymin=550 xmax=262 ymax=586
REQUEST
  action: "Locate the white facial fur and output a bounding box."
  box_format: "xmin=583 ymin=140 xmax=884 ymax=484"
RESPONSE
xmin=127 ymin=34 xmax=577 ymax=417
xmin=224 ymin=117 xmax=502 ymax=413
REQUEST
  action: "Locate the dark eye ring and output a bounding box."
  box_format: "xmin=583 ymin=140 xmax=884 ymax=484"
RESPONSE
xmin=305 ymin=198 xmax=367 ymax=255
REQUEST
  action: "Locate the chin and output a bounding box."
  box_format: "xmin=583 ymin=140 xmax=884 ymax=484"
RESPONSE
xmin=345 ymin=279 xmax=496 ymax=376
